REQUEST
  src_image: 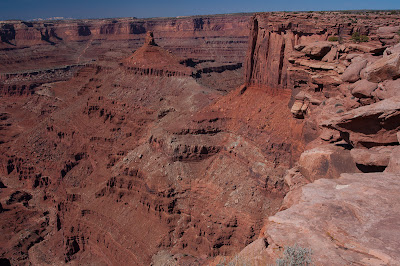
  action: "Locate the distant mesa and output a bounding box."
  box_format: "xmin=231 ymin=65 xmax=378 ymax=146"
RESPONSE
xmin=122 ymin=31 xmax=193 ymax=77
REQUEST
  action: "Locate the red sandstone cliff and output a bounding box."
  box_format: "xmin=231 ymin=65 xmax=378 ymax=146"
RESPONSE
xmin=245 ymin=12 xmax=400 ymax=90
xmin=0 ymin=14 xmax=251 ymax=96
xmin=226 ymin=11 xmax=400 ymax=265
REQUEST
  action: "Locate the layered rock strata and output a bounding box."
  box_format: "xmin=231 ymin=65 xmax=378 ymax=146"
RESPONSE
xmin=2 ymin=10 xmax=400 ymax=265
xmin=0 ymin=14 xmax=251 ymax=96
xmin=0 ymin=29 xmax=299 ymax=265
xmin=228 ymin=10 xmax=400 ymax=265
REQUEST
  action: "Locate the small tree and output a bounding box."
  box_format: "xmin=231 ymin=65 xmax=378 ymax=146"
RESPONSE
xmin=328 ymin=36 xmax=339 ymax=42
xmin=351 ymin=32 xmax=369 ymax=43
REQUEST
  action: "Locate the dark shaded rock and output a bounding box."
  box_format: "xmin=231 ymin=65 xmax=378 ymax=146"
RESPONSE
xmin=298 ymin=145 xmax=359 ymax=182
xmin=350 ymin=146 xmax=394 ymax=171
xmin=301 ymin=42 xmax=333 ymax=59
xmin=6 ymin=191 xmax=32 ymax=206
xmin=321 ymin=96 xmax=400 ymax=147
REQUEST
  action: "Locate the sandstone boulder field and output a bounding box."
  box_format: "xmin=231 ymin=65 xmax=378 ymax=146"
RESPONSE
xmin=1 ymin=11 xmax=400 ymax=265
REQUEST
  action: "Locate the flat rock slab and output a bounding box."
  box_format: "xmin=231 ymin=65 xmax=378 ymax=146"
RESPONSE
xmin=351 ymin=79 xmax=377 ymax=98
xmin=350 ymin=146 xmax=394 ymax=167
xmin=361 ymin=53 xmax=400 ymax=82
xmin=321 ymin=96 xmax=400 ymax=147
xmin=264 ymin=172 xmax=400 ymax=265
xmin=300 ymin=42 xmax=333 ymax=59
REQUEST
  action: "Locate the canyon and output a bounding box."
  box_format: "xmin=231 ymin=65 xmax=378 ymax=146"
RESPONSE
xmin=1 ymin=11 xmax=400 ymax=265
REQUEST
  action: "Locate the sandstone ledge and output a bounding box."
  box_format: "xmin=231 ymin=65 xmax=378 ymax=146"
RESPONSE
xmin=261 ymin=172 xmax=400 ymax=265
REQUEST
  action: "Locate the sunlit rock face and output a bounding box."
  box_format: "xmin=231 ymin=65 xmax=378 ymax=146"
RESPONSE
xmin=1 ymin=10 xmax=400 ymax=265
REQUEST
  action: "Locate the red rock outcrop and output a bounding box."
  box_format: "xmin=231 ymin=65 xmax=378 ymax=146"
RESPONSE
xmin=224 ymin=10 xmax=400 ymax=265
xmin=233 ymin=172 xmax=400 ymax=265
xmin=244 ymin=12 xmax=400 ymax=92
xmin=2 ymin=10 xmax=400 ymax=266
xmin=321 ymin=96 xmax=400 ymax=147
xmin=122 ymin=32 xmax=193 ymax=77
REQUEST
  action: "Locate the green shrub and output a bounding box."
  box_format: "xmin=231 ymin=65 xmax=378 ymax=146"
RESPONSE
xmin=276 ymin=244 xmax=313 ymax=266
xmin=351 ymin=32 xmax=369 ymax=43
xmin=350 ymin=18 xmax=358 ymax=24
xmin=328 ymin=36 xmax=339 ymax=42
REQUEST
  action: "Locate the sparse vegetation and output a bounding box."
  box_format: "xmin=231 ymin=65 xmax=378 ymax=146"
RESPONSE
xmin=351 ymin=32 xmax=369 ymax=43
xmin=275 ymin=245 xmax=313 ymax=266
xmin=350 ymin=18 xmax=358 ymax=24
xmin=328 ymin=36 xmax=339 ymax=42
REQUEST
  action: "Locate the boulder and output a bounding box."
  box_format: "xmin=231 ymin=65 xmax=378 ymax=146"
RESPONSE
xmin=290 ymin=99 xmax=309 ymax=118
xmin=350 ymin=79 xmax=378 ymax=98
xmin=294 ymin=91 xmax=321 ymax=105
xmin=360 ymin=53 xmax=400 ymax=82
xmin=295 ymin=59 xmax=336 ymax=70
xmin=294 ymin=44 xmax=306 ymax=51
xmin=384 ymin=43 xmax=400 ymax=56
xmin=311 ymin=74 xmax=342 ymax=86
xmin=319 ymin=128 xmax=342 ymax=143
xmin=298 ymin=145 xmax=359 ymax=182
xmin=283 ymin=166 xmax=309 ymax=191
xmin=340 ymin=59 xmax=367 ymax=82
xmin=377 ymin=26 xmax=400 ymax=35
xmin=378 ymin=33 xmax=400 ymax=46
xmin=350 ymin=146 xmax=394 ymax=170
xmin=322 ymin=47 xmax=337 ymax=62
xmin=262 ymin=172 xmax=400 ymax=265
xmin=372 ymin=79 xmax=400 ymax=100
xmin=344 ymin=53 xmax=362 ymax=61
xmin=385 ymin=146 xmax=400 ymax=173
xmin=301 ymin=42 xmax=333 ymax=59
xmin=345 ymin=42 xmax=386 ymax=54
xmin=321 ymin=96 xmax=400 ymax=147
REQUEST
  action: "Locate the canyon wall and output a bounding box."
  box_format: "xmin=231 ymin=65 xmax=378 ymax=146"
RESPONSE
xmin=0 ymin=14 xmax=251 ymax=96
xmin=245 ymin=12 xmax=400 ymax=90
xmin=1 ymin=11 xmax=400 ymax=266
xmin=0 ymin=15 xmax=250 ymax=70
